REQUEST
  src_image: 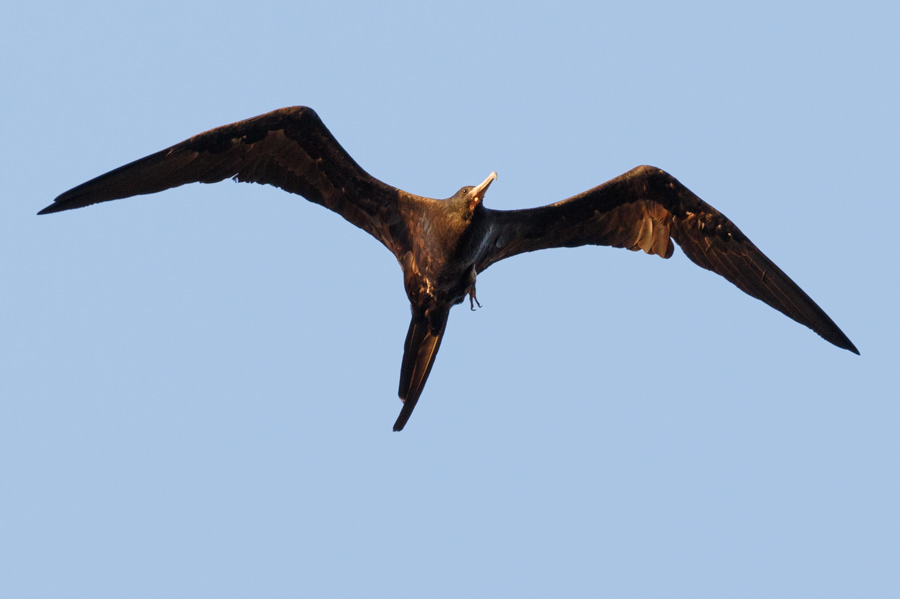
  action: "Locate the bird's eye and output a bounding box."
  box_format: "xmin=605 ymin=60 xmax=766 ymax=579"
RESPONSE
xmin=461 ymin=187 xmax=470 ymax=195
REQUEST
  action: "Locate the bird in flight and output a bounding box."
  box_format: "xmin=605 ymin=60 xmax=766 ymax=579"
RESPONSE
xmin=41 ymin=106 xmax=858 ymax=430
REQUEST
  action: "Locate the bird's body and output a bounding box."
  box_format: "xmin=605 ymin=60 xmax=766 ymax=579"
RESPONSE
xmin=41 ymin=106 xmax=858 ymax=430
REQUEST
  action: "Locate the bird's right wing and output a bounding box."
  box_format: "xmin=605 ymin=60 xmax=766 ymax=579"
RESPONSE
xmin=479 ymin=165 xmax=857 ymax=354
xmin=40 ymin=106 xmax=412 ymax=257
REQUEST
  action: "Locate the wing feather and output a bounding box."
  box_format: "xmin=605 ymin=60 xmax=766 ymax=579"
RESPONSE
xmin=480 ymin=165 xmax=857 ymax=353
xmin=40 ymin=106 xmax=410 ymax=256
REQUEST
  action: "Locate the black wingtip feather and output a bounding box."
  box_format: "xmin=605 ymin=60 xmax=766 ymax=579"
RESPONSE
xmin=834 ymin=334 xmax=859 ymax=355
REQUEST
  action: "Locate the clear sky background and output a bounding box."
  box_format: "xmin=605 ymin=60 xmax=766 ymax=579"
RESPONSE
xmin=2 ymin=1 xmax=897 ymax=597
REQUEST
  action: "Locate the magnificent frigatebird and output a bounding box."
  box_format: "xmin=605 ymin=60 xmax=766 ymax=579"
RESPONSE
xmin=40 ymin=106 xmax=858 ymax=430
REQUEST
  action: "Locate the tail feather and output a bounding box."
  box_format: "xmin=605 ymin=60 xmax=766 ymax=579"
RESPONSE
xmin=393 ymin=308 xmax=449 ymax=431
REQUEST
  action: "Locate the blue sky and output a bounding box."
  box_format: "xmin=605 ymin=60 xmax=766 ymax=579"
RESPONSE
xmin=2 ymin=1 xmax=897 ymax=597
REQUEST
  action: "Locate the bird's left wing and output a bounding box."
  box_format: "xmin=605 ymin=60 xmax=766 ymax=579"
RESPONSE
xmin=479 ymin=165 xmax=857 ymax=354
xmin=40 ymin=106 xmax=410 ymax=256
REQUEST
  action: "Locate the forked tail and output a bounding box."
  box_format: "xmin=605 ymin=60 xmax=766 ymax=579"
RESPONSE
xmin=394 ymin=307 xmax=449 ymax=431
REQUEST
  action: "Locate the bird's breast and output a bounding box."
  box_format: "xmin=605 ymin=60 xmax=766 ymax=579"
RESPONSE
xmin=400 ymin=205 xmax=490 ymax=308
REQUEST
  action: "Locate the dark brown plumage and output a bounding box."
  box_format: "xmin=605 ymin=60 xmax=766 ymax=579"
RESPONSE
xmin=40 ymin=106 xmax=858 ymax=431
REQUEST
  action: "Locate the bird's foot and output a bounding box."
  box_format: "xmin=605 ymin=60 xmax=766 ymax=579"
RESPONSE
xmin=466 ymin=267 xmax=481 ymax=311
xmin=468 ymin=288 xmax=482 ymax=311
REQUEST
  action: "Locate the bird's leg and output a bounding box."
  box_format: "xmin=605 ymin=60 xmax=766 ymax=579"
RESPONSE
xmin=469 ymin=288 xmax=482 ymax=311
xmin=466 ymin=267 xmax=481 ymax=311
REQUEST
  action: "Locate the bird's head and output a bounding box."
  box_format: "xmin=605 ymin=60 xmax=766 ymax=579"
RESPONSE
xmin=452 ymin=172 xmax=497 ymax=215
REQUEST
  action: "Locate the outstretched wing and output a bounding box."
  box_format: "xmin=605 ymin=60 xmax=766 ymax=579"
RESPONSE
xmin=40 ymin=106 xmax=410 ymax=256
xmin=480 ymin=165 xmax=857 ymax=354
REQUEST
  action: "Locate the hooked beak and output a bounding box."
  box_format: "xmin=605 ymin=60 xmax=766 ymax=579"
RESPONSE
xmin=469 ymin=171 xmax=497 ymax=209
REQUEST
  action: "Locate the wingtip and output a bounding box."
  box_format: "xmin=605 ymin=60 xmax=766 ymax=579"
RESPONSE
xmin=37 ymin=204 xmax=59 ymax=215
xmin=828 ymin=335 xmax=859 ymax=355
xmin=829 ymin=329 xmax=859 ymax=355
